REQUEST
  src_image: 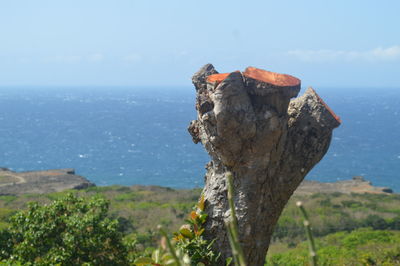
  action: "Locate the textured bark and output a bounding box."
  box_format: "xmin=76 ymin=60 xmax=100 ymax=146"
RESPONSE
xmin=188 ymin=64 xmax=341 ymax=265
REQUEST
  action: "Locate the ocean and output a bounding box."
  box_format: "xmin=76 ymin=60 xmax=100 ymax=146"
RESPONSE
xmin=0 ymin=87 xmax=399 ymax=192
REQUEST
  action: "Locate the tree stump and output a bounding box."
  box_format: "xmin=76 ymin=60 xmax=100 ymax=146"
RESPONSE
xmin=188 ymin=64 xmax=341 ymax=265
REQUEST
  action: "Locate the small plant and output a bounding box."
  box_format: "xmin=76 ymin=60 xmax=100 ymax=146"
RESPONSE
xmin=134 ymin=195 xmax=220 ymax=265
xmin=134 ymin=226 xmax=191 ymax=266
xmin=173 ymin=194 xmax=220 ymax=265
xmin=225 ymin=172 xmax=247 ymax=266
xmin=296 ymin=201 xmax=317 ymax=266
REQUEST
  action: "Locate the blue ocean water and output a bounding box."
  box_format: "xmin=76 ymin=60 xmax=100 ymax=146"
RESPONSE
xmin=0 ymin=87 xmax=399 ymax=192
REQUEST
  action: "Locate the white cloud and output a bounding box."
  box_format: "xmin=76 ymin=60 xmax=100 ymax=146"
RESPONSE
xmin=87 ymin=53 xmax=104 ymax=62
xmin=123 ymin=54 xmax=142 ymax=63
xmin=178 ymin=50 xmax=189 ymax=56
xmin=370 ymin=46 xmax=400 ymax=60
xmin=44 ymin=54 xmax=105 ymax=64
xmin=287 ymin=45 xmax=400 ymax=62
xmin=45 ymin=55 xmax=82 ymax=63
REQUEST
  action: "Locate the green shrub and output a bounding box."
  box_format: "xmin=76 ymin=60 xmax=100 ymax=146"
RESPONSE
xmin=1 ymin=193 xmax=128 ymax=265
xmin=341 ymin=228 xmax=394 ymax=248
xmin=114 ymin=192 xmax=138 ymax=201
xmin=273 ymin=216 xmax=302 ymax=240
xmin=389 ymin=215 xmax=400 ymax=230
xmin=84 ymin=185 xmax=125 ymax=193
xmin=362 ymin=214 xmax=389 ymax=230
xmin=0 ymin=229 xmax=12 ymax=260
xmin=318 ymin=198 xmax=332 ymax=207
xmin=341 ymin=200 xmax=363 ymax=208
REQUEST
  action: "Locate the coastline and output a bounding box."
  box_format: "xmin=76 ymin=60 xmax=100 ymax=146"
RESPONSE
xmin=296 ymin=176 xmax=393 ymax=195
xmin=0 ymin=167 xmax=94 ymax=195
xmin=0 ymin=168 xmax=395 ymax=195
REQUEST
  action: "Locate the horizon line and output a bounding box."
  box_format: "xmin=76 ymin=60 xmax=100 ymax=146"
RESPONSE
xmin=0 ymin=85 xmax=399 ymax=90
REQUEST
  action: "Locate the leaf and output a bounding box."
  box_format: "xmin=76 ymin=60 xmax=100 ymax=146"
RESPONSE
xmin=161 ymin=253 xmax=173 ymax=261
xmin=134 ymin=257 xmax=155 ymax=265
xmin=179 ymin=228 xmax=194 ymax=239
xmin=173 ymin=234 xmax=184 ymax=241
xmin=199 ymin=213 xmax=208 ymax=224
xmin=190 ymin=211 xmax=198 ymax=220
xmin=225 ymin=257 xmax=233 ymax=265
xmin=184 ymin=218 xmax=195 ymax=226
xmin=152 ymin=249 xmax=161 ymax=263
xmin=195 ymin=228 xmax=205 ymax=236
xmin=207 ymin=239 xmax=216 ymax=249
xmin=164 ymin=259 xmax=176 ymax=265
xmin=183 ymin=253 xmax=191 ymax=264
xmin=198 ymin=194 xmax=205 ymax=211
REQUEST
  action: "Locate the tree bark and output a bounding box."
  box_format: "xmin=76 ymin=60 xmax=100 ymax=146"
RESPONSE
xmin=188 ymin=64 xmax=341 ymax=265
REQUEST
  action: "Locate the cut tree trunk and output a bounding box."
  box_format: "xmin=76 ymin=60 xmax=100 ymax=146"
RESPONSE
xmin=188 ymin=64 xmax=341 ymax=265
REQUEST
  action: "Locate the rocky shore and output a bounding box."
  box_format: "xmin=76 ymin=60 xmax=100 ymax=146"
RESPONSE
xmin=296 ymin=176 xmax=393 ymax=195
xmin=0 ymin=168 xmax=94 ymax=195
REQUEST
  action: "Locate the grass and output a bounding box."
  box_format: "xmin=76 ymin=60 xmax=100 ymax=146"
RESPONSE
xmin=267 ymin=228 xmax=400 ymax=265
xmin=272 ymin=191 xmax=400 ymax=243
xmin=0 ymin=195 xmax=17 ymax=205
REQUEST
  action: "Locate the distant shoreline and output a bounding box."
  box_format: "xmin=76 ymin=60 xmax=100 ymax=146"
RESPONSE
xmin=297 ymin=176 xmax=393 ymax=195
xmin=0 ymin=167 xmax=395 ymax=196
xmin=0 ymin=167 xmax=94 ymax=195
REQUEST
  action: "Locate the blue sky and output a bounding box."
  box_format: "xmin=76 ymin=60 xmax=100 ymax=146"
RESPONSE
xmin=1 ymin=0 xmax=399 ymax=88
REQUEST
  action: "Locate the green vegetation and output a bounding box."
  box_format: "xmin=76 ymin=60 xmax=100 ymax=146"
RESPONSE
xmin=267 ymin=228 xmax=400 ymax=265
xmin=133 ymin=194 xmax=220 ymax=266
xmin=1 ymin=194 xmax=127 ymax=265
xmin=273 ymin=192 xmax=400 ymax=243
xmin=0 ymin=186 xmax=201 ymax=241
xmin=0 ymin=186 xmax=399 ymax=265
xmin=173 ymin=194 xmax=220 ymax=265
xmin=0 ymin=195 xmax=17 ymax=204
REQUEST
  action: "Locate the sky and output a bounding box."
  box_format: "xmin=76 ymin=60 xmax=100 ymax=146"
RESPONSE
xmin=0 ymin=0 xmax=399 ymax=88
